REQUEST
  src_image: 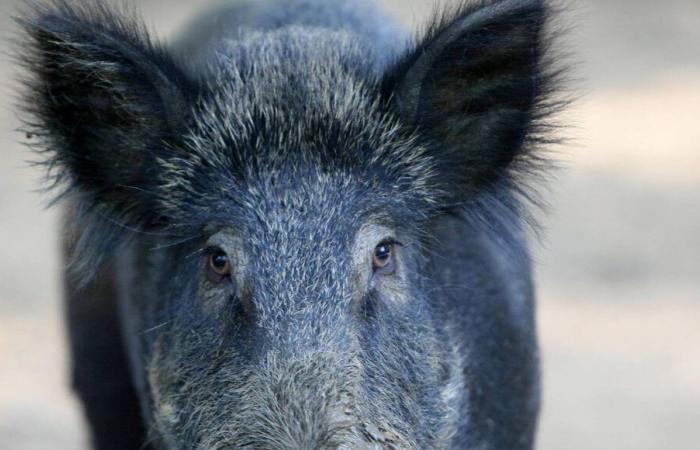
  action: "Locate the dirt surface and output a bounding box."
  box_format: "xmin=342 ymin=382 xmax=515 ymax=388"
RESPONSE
xmin=1 ymin=1 xmax=698 ymax=449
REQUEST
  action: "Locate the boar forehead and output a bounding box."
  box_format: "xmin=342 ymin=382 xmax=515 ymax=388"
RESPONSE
xmin=157 ymin=28 xmax=440 ymax=224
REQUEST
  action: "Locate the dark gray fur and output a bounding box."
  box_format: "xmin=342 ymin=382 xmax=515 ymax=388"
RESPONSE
xmin=17 ymin=0 xmax=566 ymax=448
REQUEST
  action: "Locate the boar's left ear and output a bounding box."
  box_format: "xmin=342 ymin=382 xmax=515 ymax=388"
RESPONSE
xmin=18 ymin=1 xmax=194 ymax=228
xmin=384 ymin=0 xmax=560 ymax=205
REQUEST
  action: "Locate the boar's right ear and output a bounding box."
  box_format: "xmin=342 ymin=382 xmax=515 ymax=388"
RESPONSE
xmin=18 ymin=1 xmax=194 ymax=228
xmin=383 ymin=0 xmax=561 ymax=207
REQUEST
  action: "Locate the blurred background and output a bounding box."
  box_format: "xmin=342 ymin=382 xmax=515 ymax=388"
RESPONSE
xmin=1 ymin=0 xmax=698 ymax=449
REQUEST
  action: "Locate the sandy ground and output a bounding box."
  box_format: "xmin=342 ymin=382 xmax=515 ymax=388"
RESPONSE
xmin=1 ymin=1 xmax=699 ymax=449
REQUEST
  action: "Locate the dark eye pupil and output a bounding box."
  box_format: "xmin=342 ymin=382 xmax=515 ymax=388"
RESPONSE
xmin=212 ymin=253 xmax=228 ymax=269
xmin=375 ymin=244 xmax=392 ymax=262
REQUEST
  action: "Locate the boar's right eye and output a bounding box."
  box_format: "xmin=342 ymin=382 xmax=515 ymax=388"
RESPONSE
xmin=206 ymin=248 xmax=231 ymax=282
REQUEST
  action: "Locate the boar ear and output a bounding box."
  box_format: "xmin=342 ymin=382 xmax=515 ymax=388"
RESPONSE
xmin=384 ymin=0 xmax=560 ymax=204
xmin=18 ymin=1 xmax=193 ymax=227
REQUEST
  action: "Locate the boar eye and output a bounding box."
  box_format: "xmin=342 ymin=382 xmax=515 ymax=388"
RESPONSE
xmin=207 ymin=248 xmax=231 ymax=281
xmin=373 ymin=240 xmax=397 ymax=273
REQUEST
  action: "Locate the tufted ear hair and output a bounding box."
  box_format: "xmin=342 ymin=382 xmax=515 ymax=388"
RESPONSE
xmin=18 ymin=1 xmax=194 ymax=228
xmin=383 ymin=0 xmax=561 ymax=207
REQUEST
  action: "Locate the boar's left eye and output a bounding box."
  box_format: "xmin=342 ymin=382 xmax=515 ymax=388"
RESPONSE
xmin=373 ymin=240 xmax=398 ymax=274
